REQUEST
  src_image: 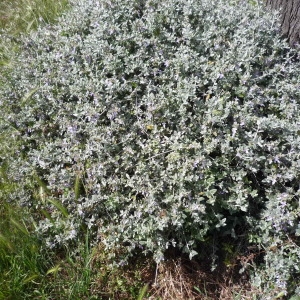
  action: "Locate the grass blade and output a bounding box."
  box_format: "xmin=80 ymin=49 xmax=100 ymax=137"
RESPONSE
xmin=48 ymin=199 xmax=69 ymax=218
xmin=0 ymin=233 xmax=14 ymax=251
xmin=10 ymin=218 xmax=29 ymax=235
xmin=46 ymin=264 xmax=62 ymax=276
xmin=137 ymin=284 xmax=148 ymax=300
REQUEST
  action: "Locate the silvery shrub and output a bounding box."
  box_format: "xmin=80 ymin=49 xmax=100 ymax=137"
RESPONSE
xmin=1 ymin=0 xmax=300 ymax=296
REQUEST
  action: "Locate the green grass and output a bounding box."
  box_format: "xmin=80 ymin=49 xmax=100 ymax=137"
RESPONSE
xmin=0 ymin=206 xmax=106 ymax=299
xmin=0 ymin=203 xmax=49 ymax=299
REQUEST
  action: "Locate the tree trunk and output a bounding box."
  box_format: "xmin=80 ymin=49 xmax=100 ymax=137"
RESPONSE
xmin=265 ymin=0 xmax=300 ymax=47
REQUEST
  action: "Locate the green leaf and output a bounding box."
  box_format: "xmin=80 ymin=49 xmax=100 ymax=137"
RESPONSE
xmin=46 ymin=264 xmax=62 ymax=276
xmin=47 ymin=199 xmax=69 ymax=218
xmin=10 ymin=218 xmax=29 ymax=235
xmin=23 ymin=274 xmax=39 ymax=284
xmin=21 ymin=87 xmax=38 ymax=106
xmin=137 ymin=284 xmax=148 ymax=300
xmin=0 ymin=233 xmax=14 ymax=251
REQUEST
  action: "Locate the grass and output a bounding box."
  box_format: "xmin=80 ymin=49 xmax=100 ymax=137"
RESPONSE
xmin=0 ymin=0 xmax=69 ymax=68
xmin=0 ymin=0 xmax=69 ymax=34
xmin=0 ymin=202 xmax=49 ymax=299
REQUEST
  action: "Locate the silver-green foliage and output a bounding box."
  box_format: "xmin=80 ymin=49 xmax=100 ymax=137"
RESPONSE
xmin=1 ymin=0 xmax=300 ymax=295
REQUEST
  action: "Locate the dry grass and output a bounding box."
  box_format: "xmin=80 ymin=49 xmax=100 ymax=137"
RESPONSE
xmin=90 ymin=242 xmax=262 ymax=300
xmin=149 ymin=258 xmax=208 ymax=300
xmin=0 ymin=0 xmax=70 ymax=68
xmin=147 ymin=257 xmax=254 ymax=300
xmin=0 ymin=0 xmax=69 ymax=34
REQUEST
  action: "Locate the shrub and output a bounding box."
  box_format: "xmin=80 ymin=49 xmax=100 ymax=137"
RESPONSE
xmin=1 ymin=0 xmax=300 ymax=296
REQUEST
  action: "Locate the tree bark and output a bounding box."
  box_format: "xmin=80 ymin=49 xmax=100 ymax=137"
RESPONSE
xmin=265 ymin=0 xmax=300 ymax=47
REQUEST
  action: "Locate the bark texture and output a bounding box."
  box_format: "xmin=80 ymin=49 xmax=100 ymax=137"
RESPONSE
xmin=265 ymin=0 xmax=300 ymax=47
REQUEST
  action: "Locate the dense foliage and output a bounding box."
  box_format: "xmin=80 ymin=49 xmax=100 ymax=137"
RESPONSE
xmin=1 ymin=0 xmax=300 ymax=297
